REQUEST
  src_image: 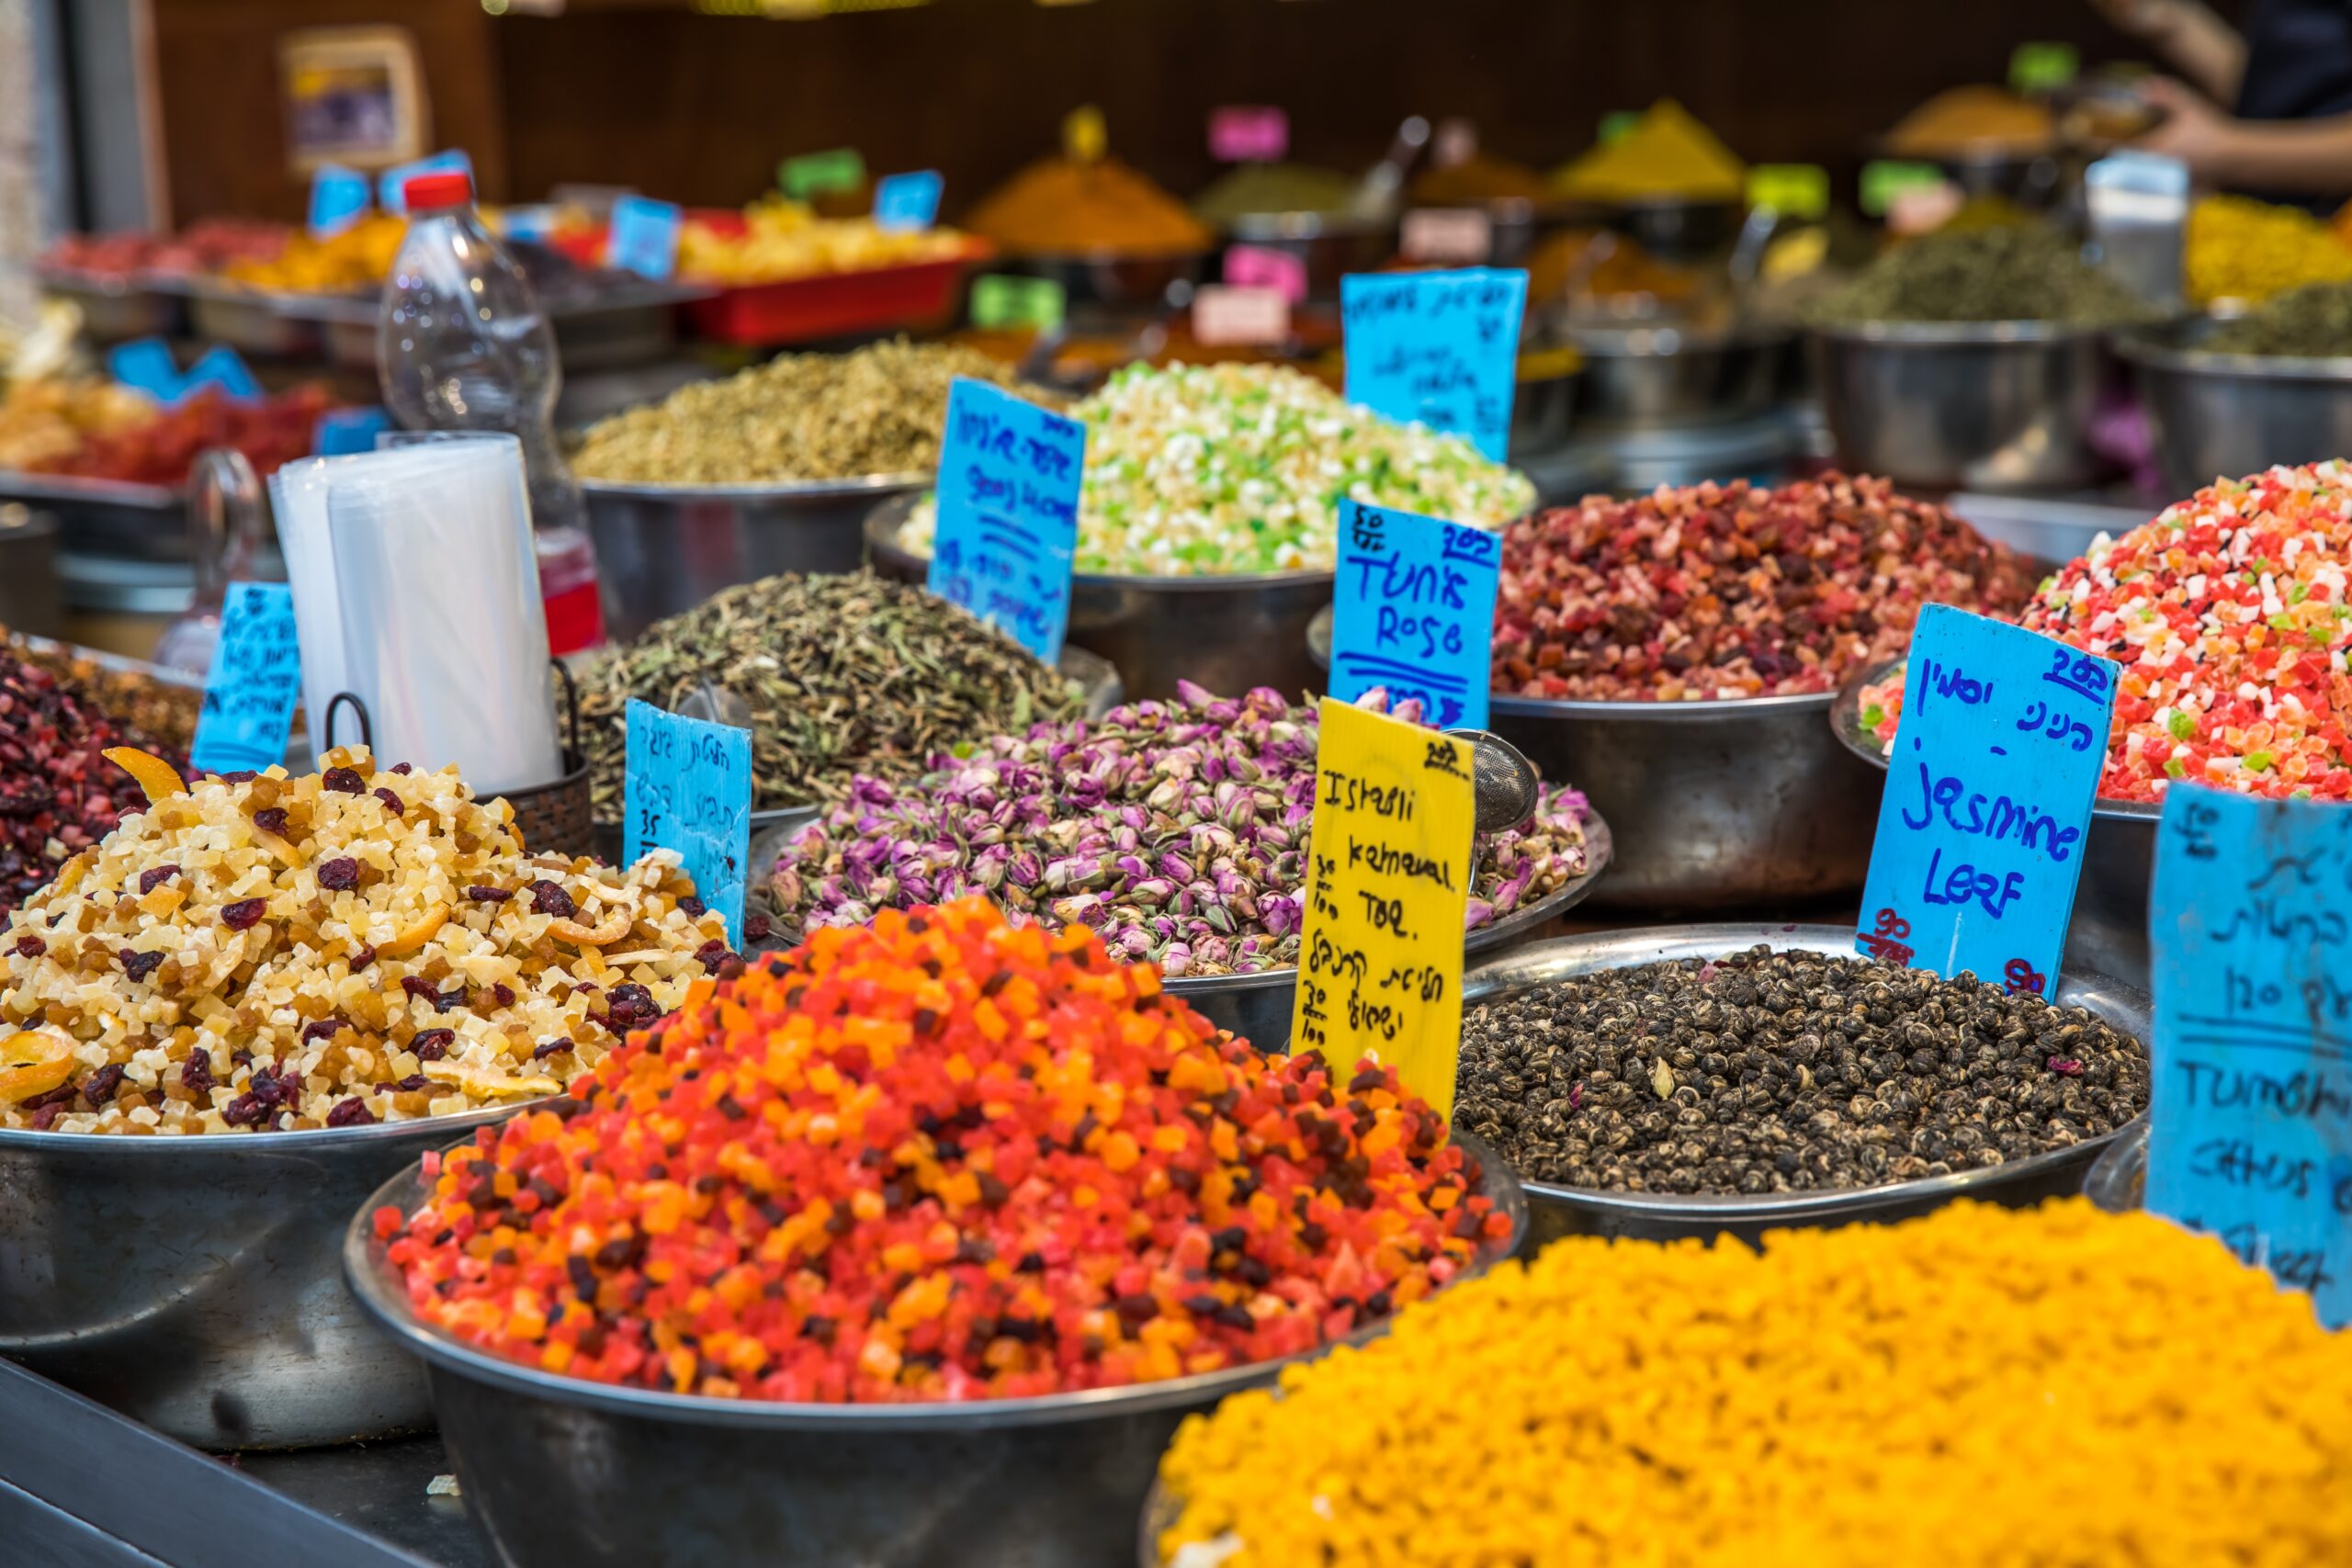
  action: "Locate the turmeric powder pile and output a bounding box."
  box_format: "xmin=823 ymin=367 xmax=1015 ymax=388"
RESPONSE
xmin=1155 ymin=1199 xmax=2352 ymax=1567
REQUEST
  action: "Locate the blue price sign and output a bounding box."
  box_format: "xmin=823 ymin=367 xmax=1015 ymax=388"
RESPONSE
xmin=313 ymin=406 xmax=392 ymax=457
xmin=378 ymin=149 xmax=474 ymax=214
xmin=925 ymin=377 xmax=1087 ymax=663
xmin=1340 ymin=266 xmax=1527 ymax=463
xmin=178 ymin=345 xmax=262 ymax=404
xmin=2147 ymin=785 xmax=2352 ymax=1324
xmin=107 ymin=338 xmax=181 ymax=402
xmin=604 ymin=195 xmax=684 ymax=280
xmin=873 ymin=170 xmax=944 ymax=232
xmin=1855 ymin=606 xmax=2117 ymax=998
xmin=622 ymin=697 xmax=752 ymax=947
xmin=1328 ymin=500 xmax=1498 ymax=730
xmin=308 ymin=164 xmax=373 ymax=240
xmin=189 ymin=582 xmax=301 ymax=777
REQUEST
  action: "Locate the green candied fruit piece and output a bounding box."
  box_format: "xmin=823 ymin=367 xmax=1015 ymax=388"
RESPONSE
xmin=1860 ymin=704 xmax=1884 ymax=730
xmin=2246 ymin=750 xmax=2276 ymax=773
xmin=2165 ymin=759 xmax=2188 ymax=778
xmin=2168 ymin=710 xmax=2196 ymax=741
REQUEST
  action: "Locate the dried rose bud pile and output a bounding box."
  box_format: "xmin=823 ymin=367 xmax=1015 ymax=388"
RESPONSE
xmin=0 ymin=748 xmax=733 ymax=1134
xmin=766 ymin=684 xmax=1591 ymax=976
xmin=377 ymin=897 xmax=1510 ymax=1402
xmin=1493 ymin=473 xmax=2032 ymax=701
xmin=1860 ymin=463 xmax=2352 ymax=804
xmin=0 ymin=650 xmax=184 ymax=918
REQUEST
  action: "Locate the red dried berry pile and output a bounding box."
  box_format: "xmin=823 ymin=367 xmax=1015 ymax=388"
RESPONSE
xmin=1492 ymin=473 xmax=2033 ymax=701
xmin=379 ymin=896 xmax=1509 ymax=1404
xmin=0 ymin=652 xmax=180 ymax=916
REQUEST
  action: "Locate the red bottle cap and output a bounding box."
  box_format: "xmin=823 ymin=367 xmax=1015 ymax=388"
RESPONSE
xmin=402 ymin=171 xmax=474 ymax=211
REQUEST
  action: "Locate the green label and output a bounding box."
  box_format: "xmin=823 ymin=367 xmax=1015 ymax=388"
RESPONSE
xmin=1745 ymin=164 xmax=1829 ymax=221
xmin=970 ymin=274 xmax=1066 ymax=333
xmin=1860 ymin=160 xmax=1945 ymax=218
xmin=1597 ymin=111 xmax=1642 ymax=148
xmin=778 ymin=147 xmax=866 ymax=201
xmin=2009 ymin=41 xmax=2079 ymax=94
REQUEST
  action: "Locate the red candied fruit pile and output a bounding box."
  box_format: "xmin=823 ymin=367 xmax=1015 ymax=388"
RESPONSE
xmin=0 ymin=651 xmax=180 ymax=916
xmin=1493 ymin=472 xmax=2033 ymax=701
xmin=378 ymin=896 xmax=1508 ymax=1403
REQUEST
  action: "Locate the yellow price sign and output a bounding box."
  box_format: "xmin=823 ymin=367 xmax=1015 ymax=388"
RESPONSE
xmin=1290 ymin=699 xmax=1475 ymax=1118
xmin=1063 ymin=105 xmax=1106 ymax=164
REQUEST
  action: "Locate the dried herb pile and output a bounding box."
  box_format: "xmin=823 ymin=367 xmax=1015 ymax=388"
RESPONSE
xmin=1808 ymin=225 xmax=2162 ymax=327
xmin=2202 ymin=279 xmax=2352 ymax=357
xmin=1455 ymin=946 xmax=2147 ymax=1194
xmin=581 ymin=573 xmax=1082 ymax=818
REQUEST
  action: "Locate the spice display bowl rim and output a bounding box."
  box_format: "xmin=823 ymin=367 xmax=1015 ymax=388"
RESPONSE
xmin=865 ymin=492 xmax=1342 ymax=592
xmin=341 ymin=1128 xmax=1528 ymax=1433
xmin=0 ymin=1095 xmax=530 ymax=1155
xmin=1829 ymin=652 xmax=2165 ymax=824
xmin=0 ymin=466 xmax=183 ymax=508
xmin=1557 ymin=316 xmax=1795 ymax=355
xmin=1460 ymin=920 xmax=2153 ymax=1220
xmin=2111 ymin=321 xmax=2352 ymax=383
xmin=1805 ymin=317 xmax=2118 ymax=346
xmin=988 ymin=242 xmax=1216 ymax=266
xmin=1216 ymin=208 xmax=1396 ymax=243
xmin=579 ymin=469 xmax=933 ymax=502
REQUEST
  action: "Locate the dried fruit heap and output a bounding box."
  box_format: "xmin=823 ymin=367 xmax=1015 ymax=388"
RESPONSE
xmin=1494 ymin=474 xmax=2031 ymax=701
xmin=0 ymin=650 xmax=181 ymax=919
xmin=379 ymin=897 xmax=1510 ymax=1402
xmin=1861 ymin=463 xmax=2352 ymax=802
xmin=0 ymin=748 xmax=732 ymax=1134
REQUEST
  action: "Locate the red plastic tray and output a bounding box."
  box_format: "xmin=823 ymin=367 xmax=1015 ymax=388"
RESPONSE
xmin=682 ymin=236 xmax=994 ymax=347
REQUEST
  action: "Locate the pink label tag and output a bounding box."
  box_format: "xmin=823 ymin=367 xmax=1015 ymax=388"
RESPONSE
xmin=1225 ymin=244 xmax=1308 ymax=305
xmin=1209 ymin=106 xmax=1289 ymax=164
xmin=1192 ymin=284 xmax=1291 ymax=346
xmin=1401 ymin=209 xmax=1493 ymax=265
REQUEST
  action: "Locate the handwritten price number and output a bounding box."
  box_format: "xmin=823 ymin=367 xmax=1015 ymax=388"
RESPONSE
xmin=1422 ymin=739 xmax=1469 ymax=781
xmin=1857 ymin=907 xmax=1916 ymax=965
xmin=2171 ymin=796 xmax=2222 ymax=862
xmin=2002 ymin=957 xmax=2047 ymax=997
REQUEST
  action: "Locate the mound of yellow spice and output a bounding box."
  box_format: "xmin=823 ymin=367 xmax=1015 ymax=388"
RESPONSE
xmin=1155 ymin=1200 xmax=2352 ymax=1567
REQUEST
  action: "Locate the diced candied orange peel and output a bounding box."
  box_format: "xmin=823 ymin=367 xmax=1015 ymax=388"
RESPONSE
xmin=0 ymin=1029 xmax=77 ymax=1104
xmin=103 ymin=748 xmax=187 ymax=803
xmin=378 ymin=907 xmax=449 ymax=959
xmin=423 ymin=1060 xmax=560 ymax=1100
xmin=549 ymin=911 xmax=631 ymax=947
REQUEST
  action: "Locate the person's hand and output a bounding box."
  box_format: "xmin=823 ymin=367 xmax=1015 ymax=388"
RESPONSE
xmin=2132 ymin=76 xmax=2244 ymax=176
xmin=2086 ymin=0 xmax=2187 ymax=43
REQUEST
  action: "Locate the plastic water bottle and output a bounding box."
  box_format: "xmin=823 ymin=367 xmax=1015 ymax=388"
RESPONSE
xmin=377 ymin=168 xmax=605 ymax=654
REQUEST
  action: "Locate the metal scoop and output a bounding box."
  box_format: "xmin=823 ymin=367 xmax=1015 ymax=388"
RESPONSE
xmin=1447 ymin=728 xmax=1541 ymax=835
xmin=674 ymin=682 xmax=753 ymax=731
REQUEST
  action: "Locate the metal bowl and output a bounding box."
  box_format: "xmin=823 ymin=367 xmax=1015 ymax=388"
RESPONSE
xmin=981 ymin=250 xmax=1210 ymax=313
xmin=1164 ymin=810 xmax=1611 ymax=1051
xmin=1509 ymin=360 xmax=1582 ymax=460
xmin=34 ymin=265 xmax=185 ymax=342
xmin=1598 ymin=195 xmax=1743 ymax=265
xmin=0 ymin=1101 xmax=529 ymax=1450
xmin=1462 ymin=922 xmax=2152 ymax=1248
xmin=2084 ymin=1119 xmax=2148 ymax=1213
xmin=0 ymin=469 xmax=183 ymax=560
xmin=2117 ymin=320 xmax=2352 ymax=499
xmin=588 ymin=472 xmax=928 ymax=642
xmin=1215 ymin=209 xmax=1396 ymax=303
xmin=1828 ymin=654 xmax=2156 ymax=990
xmin=161 ymin=276 xmax=328 ymax=359
xmin=865 ymin=492 xmax=1334 ymax=702
xmin=343 ymin=1133 xmax=1526 ymax=1568
xmin=1808 ymin=319 xmax=2113 ymax=491
xmin=1554 ymin=319 xmax=1791 ymax=428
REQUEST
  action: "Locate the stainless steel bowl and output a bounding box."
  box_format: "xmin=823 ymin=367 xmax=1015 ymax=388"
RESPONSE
xmin=2118 ymin=321 xmax=2352 ymax=499
xmin=1555 ymin=319 xmax=1791 ymax=428
xmin=164 ymin=277 xmax=328 ymax=359
xmin=865 ymin=492 xmax=1335 ymax=702
xmin=589 ymin=472 xmax=928 ymax=642
xmin=1215 ymin=210 xmax=1396 ymax=303
xmin=1600 ymin=195 xmax=1743 ymax=265
xmin=343 ymin=1134 xmax=1526 ymax=1568
xmin=983 ymin=250 xmax=1209 ymax=313
xmin=1164 ymin=811 xmax=1612 ymax=1050
xmin=0 ymin=470 xmax=181 ymax=561
xmin=1462 ymin=922 xmax=2152 ymax=1248
xmin=2085 ymin=1119 xmax=2148 ymax=1213
xmin=34 ymin=265 xmax=185 ymax=342
xmin=1828 ymin=655 xmax=2156 ymax=990
xmin=0 ymin=1102 xmax=529 ymax=1450
xmin=1808 ymin=319 xmax=2112 ymax=491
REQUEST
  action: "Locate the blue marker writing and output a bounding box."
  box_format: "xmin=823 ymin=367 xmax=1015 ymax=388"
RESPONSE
xmin=1327 ymin=498 xmax=1499 ymax=730
xmin=1340 ymin=267 xmax=1528 ymax=462
xmin=605 ymin=196 xmax=684 ymax=280
xmin=623 ymin=697 xmax=752 ymax=947
xmin=189 ymin=582 xmax=301 ymax=776
xmin=925 ymin=377 xmax=1087 ymax=662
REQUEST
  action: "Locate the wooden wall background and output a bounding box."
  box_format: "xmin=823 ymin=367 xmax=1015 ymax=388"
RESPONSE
xmin=148 ymin=0 xmax=2169 ymax=226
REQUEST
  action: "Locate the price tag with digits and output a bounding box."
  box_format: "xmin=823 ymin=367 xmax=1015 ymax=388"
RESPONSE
xmin=1328 ymin=500 xmax=1499 ymax=730
xmin=1398 ymin=208 xmax=1494 ymax=266
xmin=1291 ymin=699 xmax=1476 ymax=1116
xmin=623 ymin=696 xmax=752 ymax=946
xmin=189 ymin=582 xmax=301 ymax=776
xmin=308 ymin=164 xmax=372 ymax=240
xmin=1225 ymin=243 xmax=1307 ymax=305
xmin=970 ymin=274 xmax=1067 ymax=333
xmin=2146 ymin=786 xmax=2352 ymax=1324
xmin=1855 ymin=605 xmax=2116 ymax=997
xmin=1341 ymin=265 xmax=1527 ymax=462
xmin=605 ymin=196 xmax=684 ymax=279
xmin=107 ymin=339 xmax=181 ymax=402
xmin=1209 ymin=106 xmax=1287 ymax=163
xmin=926 ymin=377 xmax=1087 ymax=662
xmin=780 ymin=148 xmax=865 ymax=201
xmin=1191 ymin=284 xmax=1289 ymax=346
xmin=873 ymin=170 xmax=944 ymax=231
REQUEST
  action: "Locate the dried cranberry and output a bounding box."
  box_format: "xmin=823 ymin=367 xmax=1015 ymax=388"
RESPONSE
xmin=401 ymin=976 xmax=464 ymax=1013
xmin=742 ymin=913 xmax=772 ymax=942
xmin=322 ymin=767 xmax=367 ymax=795
xmin=315 ymin=858 xmax=361 ymax=892
xmin=527 ymin=880 xmax=576 ymax=919
xmin=82 ymin=1063 xmax=126 ymax=1107
xmin=220 ymin=1094 xmax=266 ymax=1128
xmin=694 ymin=939 xmax=731 ymax=976
xmin=350 ymin=944 xmax=376 ymax=970
xmin=324 ymin=1098 xmax=376 ymax=1128
xmin=532 ymin=1036 xmax=573 ymax=1061
xmin=220 ymin=898 xmax=267 ymax=931
xmin=464 ymin=886 xmax=512 ymax=904
xmin=12 ymin=934 xmax=41 ymax=959
xmin=252 ymin=807 xmax=289 ymax=837
xmin=138 ymin=864 xmax=181 ymax=895
xmin=119 ymin=948 xmax=164 ymax=982
xmin=678 ymin=897 xmax=706 ymax=919
xmin=28 ymin=1102 xmax=62 ymax=1131
xmin=492 ymin=983 xmax=515 ymax=1009
xmin=395 ymin=1074 xmax=430 ymax=1091
xmin=390 ymin=762 xmax=413 ymax=775
xmin=181 ymin=1053 xmax=216 ymax=1095
xmin=372 ymin=789 xmax=404 ymax=816
xmin=411 ymin=1028 xmax=455 ymax=1062
xmin=300 ymin=1019 xmax=345 ymax=1045
xmin=605 ymin=982 xmax=659 ymax=1031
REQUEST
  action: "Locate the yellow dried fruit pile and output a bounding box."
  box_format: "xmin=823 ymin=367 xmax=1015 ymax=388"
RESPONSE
xmin=1156 ymin=1199 xmax=2352 ymax=1567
